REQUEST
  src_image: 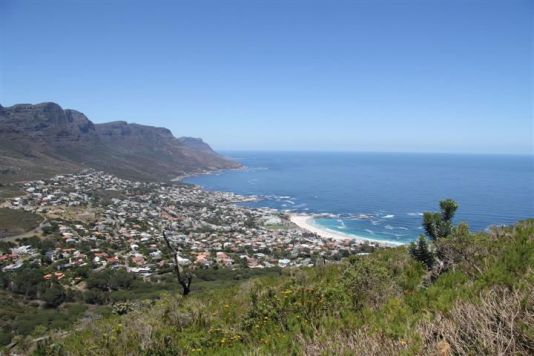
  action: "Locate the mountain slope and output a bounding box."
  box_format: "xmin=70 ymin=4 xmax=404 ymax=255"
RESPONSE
xmin=0 ymin=102 xmax=240 ymax=182
xmin=39 ymin=219 xmax=534 ymax=355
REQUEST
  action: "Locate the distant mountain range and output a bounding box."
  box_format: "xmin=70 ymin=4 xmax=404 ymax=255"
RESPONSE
xmin=0 ymin=102 xmax=240 ymax=183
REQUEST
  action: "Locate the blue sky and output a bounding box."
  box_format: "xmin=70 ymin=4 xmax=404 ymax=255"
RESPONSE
xmin=1 ymin=0 xmax=532 ymax=154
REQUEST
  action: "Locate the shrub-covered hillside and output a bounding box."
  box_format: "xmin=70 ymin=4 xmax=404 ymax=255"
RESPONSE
xmin=34 ymin=215 xmax=534 ymax=355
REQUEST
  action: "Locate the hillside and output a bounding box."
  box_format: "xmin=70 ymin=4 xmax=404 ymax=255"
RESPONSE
xmin=0 ymin=102 xmax=240 ymax=183
xmin=36 ymin=219 xmax=533 ymax=355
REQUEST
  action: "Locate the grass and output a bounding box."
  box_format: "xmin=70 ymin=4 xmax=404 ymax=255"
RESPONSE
xmin=0 ymin=184 xmax=24 ymax=202
xmin=107 ymin=268 xmax=284 ymax=303
xmin=0 ymin=208 xmax=43 ymax=239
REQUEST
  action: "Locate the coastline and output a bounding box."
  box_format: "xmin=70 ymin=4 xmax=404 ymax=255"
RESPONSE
xmin=289 ymin=214 xmax=402 ymax=247
xmin=181 ymin=167 xmax=405 ymax=248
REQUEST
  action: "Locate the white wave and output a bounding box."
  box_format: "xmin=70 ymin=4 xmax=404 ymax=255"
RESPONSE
xmin=247 ymin=167 xmax=269 ymax=172
xmin=383 ymin=214 xmax=395 ymax=219
xmin=337 ymin=219 xmax=346 ymax=227
xmin=384 ymin=225 xmax=394 ymax=230
xmin=365 ymin=229 xmax=375 ymax=235
xmin=316 ymin=213 xmax=339 ymax=219
xmin=407 ymin=212 xmax=424 ymax=217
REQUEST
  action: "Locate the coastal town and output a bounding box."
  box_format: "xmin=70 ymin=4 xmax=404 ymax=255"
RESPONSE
xmin=0 ymin=170 xmax=376 ymax=282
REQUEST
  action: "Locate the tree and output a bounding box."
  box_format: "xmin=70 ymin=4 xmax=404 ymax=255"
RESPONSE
xmin=109 ymin=269 xmax=134 ymax=290
xmin=412 ymin=199 xmax=459 ymax=270
xmin=423 ymin=199 xmax=458 ymax=241
xmin=43 ymin=283 xmax=66 ymax=307
xmin=11 ymin=267 xmax=43 ymax=298
xmin=83 ymin=289 xmax=108 ymax=304
xmin=162 ymin=231 xmax=192 ymax=296
xmin=86 ymin=269 xmax=134 ymax=292
xmin=86 ymin=271 xmax=110 ymax=291
xmin=409 ymin=236 xmax=435 ymax=269
xmin=440 ymin=199 xmax=458 ymax=220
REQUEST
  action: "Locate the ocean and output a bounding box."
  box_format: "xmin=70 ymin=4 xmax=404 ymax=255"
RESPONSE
xmin=184 ymin=152 xmax=534 ymax=245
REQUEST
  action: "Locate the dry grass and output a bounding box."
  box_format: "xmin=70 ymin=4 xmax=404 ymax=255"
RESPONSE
xmin=297 ymin=327 xmax=411 ymax=356
xmin=0 ymin=207 xmax=42 ymax=238
xmin=419 ymin=286 xmax=534 ymax=355
xmin=296 ymin=286 xmax=534 ymax=356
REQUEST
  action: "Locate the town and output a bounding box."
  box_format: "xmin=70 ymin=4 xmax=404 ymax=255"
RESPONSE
xmin=1 ymin=170 xmax=375 ymax=282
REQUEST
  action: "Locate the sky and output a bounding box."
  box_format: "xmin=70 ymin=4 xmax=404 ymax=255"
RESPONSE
xmin=1 ymin=0 xmax=532 ymax=154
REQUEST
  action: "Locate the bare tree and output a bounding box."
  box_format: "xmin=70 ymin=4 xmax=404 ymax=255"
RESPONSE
xmin=162 ymin=231 xmax=192 ymax=296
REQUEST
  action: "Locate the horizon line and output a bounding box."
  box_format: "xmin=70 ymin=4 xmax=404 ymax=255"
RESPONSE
xmin=215 ymin=149 xmax=534 ymax=157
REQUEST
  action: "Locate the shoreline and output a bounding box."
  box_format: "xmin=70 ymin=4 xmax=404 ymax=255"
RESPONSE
xmin=180 ymin=167 xmax=404 ymax=248
xmin=289 ymin=214 xmax=402 ymax=247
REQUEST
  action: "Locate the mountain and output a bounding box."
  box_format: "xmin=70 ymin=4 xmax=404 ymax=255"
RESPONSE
xmin=0 ymin=102 xmax=240 ymax=183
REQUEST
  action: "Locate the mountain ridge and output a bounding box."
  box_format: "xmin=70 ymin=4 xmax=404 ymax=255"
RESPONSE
xmin=0 ymin=102 xmax=240 ymax=183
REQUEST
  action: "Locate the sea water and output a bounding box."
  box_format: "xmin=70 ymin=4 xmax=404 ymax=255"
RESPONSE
xmin=185 ymin=152 xmax=534 ymax=245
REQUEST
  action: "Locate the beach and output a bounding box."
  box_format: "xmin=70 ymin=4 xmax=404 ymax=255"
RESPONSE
xmin=289 ymin=214 xmax=400 ymax=247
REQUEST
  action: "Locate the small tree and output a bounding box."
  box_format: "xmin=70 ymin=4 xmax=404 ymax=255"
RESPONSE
xmin=423 ymin=199 xmax=458 ymax=241
xmin=11 ymin=267 xmax=43 ymax=298
xmin=412 ymin=199 xmax=459 ymax=270
xmin=409 ymin=236 xmax=435 ymax=269
xmin=162 ymin=231 xmax=192 ymax=296
xmin=109 ymin=269 xmax=134 ymax=290
xmin=43 ymin=283 xmax=66 ymax=308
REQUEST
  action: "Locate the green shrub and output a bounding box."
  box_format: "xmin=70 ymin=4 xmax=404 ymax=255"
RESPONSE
xmin=43 ymin=283 xmax=66 ymax=308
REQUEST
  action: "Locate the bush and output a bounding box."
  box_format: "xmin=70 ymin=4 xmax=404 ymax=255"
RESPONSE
xmin=83 ymin=289 xmax=108 ymax=305
xmin=109 ymin=269 xmax=134 ymax=290
xmin=87 ymin=269 xmax=134 ymax=292
xmin=343 ymin=255 xmax=398 ymax=310
xmin=10 ymin=267 xmax=43 ymax=298
xmin=43 ymin=284 xmax=66 ymax=308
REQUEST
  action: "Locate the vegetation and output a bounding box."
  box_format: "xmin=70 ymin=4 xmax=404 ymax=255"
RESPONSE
xmin=0 ymin=290 xmax=89 ymax=348
xmin=0 ymin=184 xmax=24 ymax=202
xmin=0 ymin=208 xmax=42 ymax=238
xmin=29 ymin=204 xmax=533 ymax=355
xmin=409 ymin=199 xmax=459 ymax=270
xmin=0 ymin=260 xmax=281 ymax=350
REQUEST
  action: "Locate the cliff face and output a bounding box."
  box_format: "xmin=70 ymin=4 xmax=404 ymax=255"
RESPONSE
xmin=0 ymin=102 xmax=240 ymax=182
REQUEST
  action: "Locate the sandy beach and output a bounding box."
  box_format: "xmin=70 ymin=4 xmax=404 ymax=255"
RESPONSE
xmin=289 ymin=214 xmax=399 ymax=247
